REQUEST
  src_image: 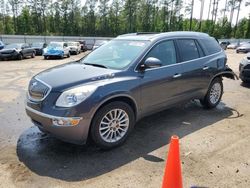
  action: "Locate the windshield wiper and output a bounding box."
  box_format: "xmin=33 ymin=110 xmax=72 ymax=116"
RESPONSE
xmin=84 ymin=63 xmax=108 ymax=69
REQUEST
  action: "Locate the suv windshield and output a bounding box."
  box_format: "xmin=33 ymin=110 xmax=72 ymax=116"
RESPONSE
xmin=82 ymin=40 xmax=150 ymax=70
xmin=48 ymin=43 xmax=62 ymax=48
xmin=67 ymin=42 xmax=77 ymax=46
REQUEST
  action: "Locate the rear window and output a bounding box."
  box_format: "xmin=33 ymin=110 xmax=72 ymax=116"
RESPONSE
xmin=200 ymin=38 xmax=221 ymax=55
xmin=177 ymin=39 xmax=200 ymax=62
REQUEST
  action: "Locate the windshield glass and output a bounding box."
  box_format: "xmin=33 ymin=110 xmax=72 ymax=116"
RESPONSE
xmin=31 ymin=43 xmax=43 ymax=48
xmin=5 ymin=43 xmax=22 ymax=49
xmin=67 ymin=42 xmax=77 ymax=46
xmin=48 ymin=42 xmax=62 ymax=48
xmin=95 ymin=41 xmax=108 ymax=46
xmin=82 ymin=40 xmax=150 ymax=70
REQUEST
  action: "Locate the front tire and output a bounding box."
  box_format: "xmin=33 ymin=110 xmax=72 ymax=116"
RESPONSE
xmin=200 ymin=77 xmax=223 ymax=109
xmin=90 ymin=101 xmax=135 ymax=149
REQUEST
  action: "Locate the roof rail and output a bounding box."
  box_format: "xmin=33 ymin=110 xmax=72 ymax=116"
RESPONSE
xmin=136 ymin=32 xmax=159 ymax=35
xmin=117 ymin=32 xmax=159 ymax=38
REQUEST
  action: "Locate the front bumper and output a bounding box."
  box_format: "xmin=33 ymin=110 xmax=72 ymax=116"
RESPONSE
xmin=0 ymin=52 xmax=18 ymax=59
xmin=25 ymin=105 xmax=91 ymax=144
xmin=43 ymin=51 xmax=64 ymax=57
xmin=240 ymin=69 xmax=250 ymax=81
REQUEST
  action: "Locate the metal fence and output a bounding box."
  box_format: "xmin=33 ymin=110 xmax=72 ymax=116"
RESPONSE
xmin=0 ymin=35 xmax=113 ymax=50
xmin=0 ymin=34 xmax=249 ymax=49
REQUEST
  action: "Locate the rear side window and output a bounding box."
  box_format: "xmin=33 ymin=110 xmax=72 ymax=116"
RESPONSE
xmin=177 ymin=39 xmax=199 ymax=62
xmin=200 ymin=38 xmax=221 ymax=55
xmin=145 ymin=40 xmax=177 ymax=66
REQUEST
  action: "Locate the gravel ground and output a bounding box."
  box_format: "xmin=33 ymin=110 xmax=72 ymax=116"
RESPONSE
xmin=0 ymin=50 xmax=249 ymax=188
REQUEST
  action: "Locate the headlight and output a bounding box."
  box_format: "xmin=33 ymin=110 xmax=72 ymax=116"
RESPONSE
xmin=56 ymin=85 xmax=97 ymax=107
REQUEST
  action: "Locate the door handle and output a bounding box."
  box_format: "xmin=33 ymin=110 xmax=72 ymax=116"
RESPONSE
xmin=203 ymin=66 xmax=210 ymax=70
xmin=173 ymin=73 xmax=182 ymax=78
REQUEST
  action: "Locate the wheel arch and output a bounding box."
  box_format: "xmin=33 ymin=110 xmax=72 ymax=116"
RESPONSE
xmin=86 ymin=94 xmax=138 ymax=143
xmin=213 ymin=68 xmax=238 ymax=81
xmin=92 ymin=95 xmax=138 ymax=121
xmin=208 ymin=69 xmax=238 ymax=89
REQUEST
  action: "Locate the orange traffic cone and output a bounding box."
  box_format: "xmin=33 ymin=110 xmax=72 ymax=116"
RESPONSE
xmin=162 ymin=135 xmax=183 ymax=188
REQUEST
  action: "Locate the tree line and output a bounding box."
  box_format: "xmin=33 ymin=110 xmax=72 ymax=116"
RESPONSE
xmin=0 ymin=0 xmax=249 ymax=39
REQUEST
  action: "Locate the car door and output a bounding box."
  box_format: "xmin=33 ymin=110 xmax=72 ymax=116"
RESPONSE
xmin=26 ymin=44 xmax=33 ymax=56
xmin=175 ymin=39 xmax=210 ymax=99
xmin=138 ymin=40 xmax=187 ymax=113
xmin=21 ymin=44 xmax=28 ymax=57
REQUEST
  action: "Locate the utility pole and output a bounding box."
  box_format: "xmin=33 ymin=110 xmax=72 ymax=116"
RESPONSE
xmin=234 ymin=0 xmax=242 ymax=37
xmin=189 ymin=0 xmax=194 ymax=31
xmin=199 ymin=0 xmax=205 ymax=31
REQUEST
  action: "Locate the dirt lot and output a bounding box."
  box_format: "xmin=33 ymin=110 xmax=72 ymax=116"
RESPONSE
xmin=0 ymin=50 xmax=249 ymax=188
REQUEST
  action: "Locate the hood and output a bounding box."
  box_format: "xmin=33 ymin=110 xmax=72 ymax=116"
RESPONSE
xmin=238 ymin=45 xmax=250 ymax=49
xmin=35 ymin=62 xmax=119 ymax=91
xmin=0 ymin=48 xmax=19 ymax=53
xmin=45 ymin=46 xmax=63 ymax=53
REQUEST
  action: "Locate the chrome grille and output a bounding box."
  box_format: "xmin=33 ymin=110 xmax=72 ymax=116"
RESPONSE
xmin=28 ymin=78 xmax=51 ymax=101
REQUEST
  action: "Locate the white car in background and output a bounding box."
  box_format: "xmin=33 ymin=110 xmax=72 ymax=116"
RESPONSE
xmin=227 ymin=42 xmax=239 ymax=49
xmin=67 ymin=41 xmax=81 ymax=55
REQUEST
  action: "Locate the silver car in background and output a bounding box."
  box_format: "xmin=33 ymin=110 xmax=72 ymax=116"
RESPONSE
xmin=236 ymin=43 xmax=250 ymax=53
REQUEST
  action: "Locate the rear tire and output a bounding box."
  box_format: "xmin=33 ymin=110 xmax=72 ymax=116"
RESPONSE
xmin=67 ymin=53 xmax=70 ymax=58
xmin=90 ymin=101 xmax=135 ymax=149
xmin=31 ymin=52 xmax=35 ymax=58
xmin=17 ymin=53 xmax=23 ymax=60
xmin=241 ymin=78 xmax=249 ymax=83
xmin=200 ymin=77 xmax=223 ymax=109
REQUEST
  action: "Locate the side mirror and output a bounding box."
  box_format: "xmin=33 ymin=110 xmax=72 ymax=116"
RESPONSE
xmin=141 ymin=57 xmax=162 ymax=70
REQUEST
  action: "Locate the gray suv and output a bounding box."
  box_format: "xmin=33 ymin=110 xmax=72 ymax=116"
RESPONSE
xmin=25 ymin=32 xmax=237 ymax=149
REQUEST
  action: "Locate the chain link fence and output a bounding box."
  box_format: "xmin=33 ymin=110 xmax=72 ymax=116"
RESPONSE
xmin=0 ymin=34 xmax=249 ymax=49
xmin=0 ymin=35 xmax=113 ymax=50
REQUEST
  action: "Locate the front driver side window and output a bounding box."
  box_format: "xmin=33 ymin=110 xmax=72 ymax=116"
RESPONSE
xmin=145 ymin=40 xmax=177 ymax=67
